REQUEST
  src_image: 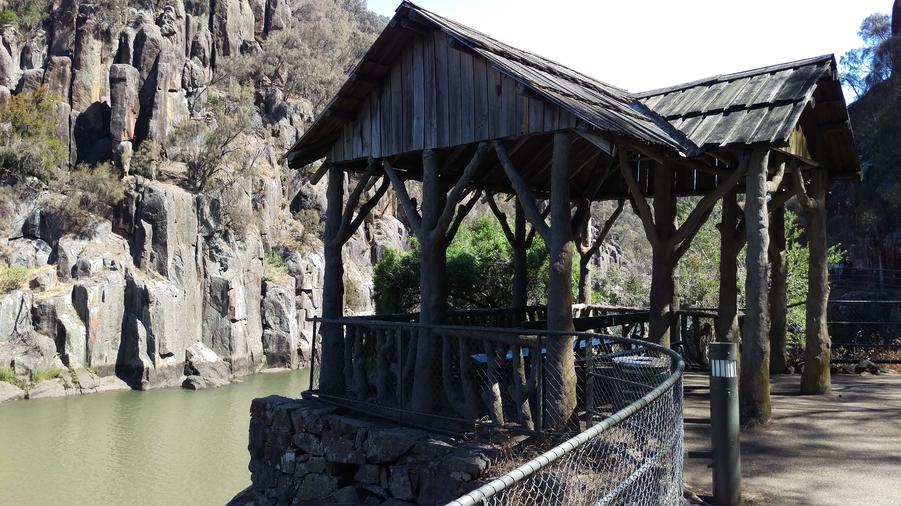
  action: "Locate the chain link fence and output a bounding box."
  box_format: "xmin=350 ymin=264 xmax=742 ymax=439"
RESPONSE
xmin=306 ymin=316 xmax=684 ymax=505
xmin=449 ymin=339 xmax=684 ymax=505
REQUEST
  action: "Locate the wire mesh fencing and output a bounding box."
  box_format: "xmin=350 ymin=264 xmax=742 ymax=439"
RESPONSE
xmin=828 ymin=299 xmax=901 ymax=363
xmin=449 ymin=339 xmax=684 ymax=506
xmin=306 ymin=316 xmax=684 ymax=505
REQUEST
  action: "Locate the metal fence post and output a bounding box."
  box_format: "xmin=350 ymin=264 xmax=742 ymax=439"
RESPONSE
xmin=709 ymin=342 xmax=741 ymax=506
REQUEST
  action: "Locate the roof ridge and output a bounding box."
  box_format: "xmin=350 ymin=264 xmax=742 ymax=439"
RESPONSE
xmin=636 ymin=54 xmax=835 ymax=98
xmin=402 ymin=2 xmax=631 ymax=101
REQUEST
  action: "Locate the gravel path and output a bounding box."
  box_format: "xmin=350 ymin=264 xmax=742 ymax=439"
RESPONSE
xmin=682 ymin=371 xmax=901 ymax=505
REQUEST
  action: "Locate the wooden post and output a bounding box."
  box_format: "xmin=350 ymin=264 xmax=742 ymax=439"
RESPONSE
xmin=384 ymin=144 xmax=489 ymax=415
xmin=320 ymin=166 xmax=346 ymax=395
xmin=620 ymin=151 xmax=746 ymax=347
xmin=795 ymin=168 xmax=832 ymax=394
xmin=769 ymin=205 xmax=788 ymax=374
xmin=649 ymin=161 xmax=678 ymax=346
xmin=319 ymin=163 xmax=390 ymax=395
xmin=740 ymin=148 xmax=772 ymax=427
xmin=716 ymin=188 xmax=741 ymax=343
xmin=486 ymin=196 xmax=544 ymax=323
xmin=575 ymin=200 xmax=624 ymax=305
xmin=546 ymin=131 xmax=577 ymax=428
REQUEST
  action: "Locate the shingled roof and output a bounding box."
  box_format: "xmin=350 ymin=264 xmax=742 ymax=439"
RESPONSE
xmin=286 ymin=2 xmax=857 ymax=178
xmin=406 ymin=3 xmax=698 ymax=155
xmin=637 ymin=55 xmax=835 ymax=148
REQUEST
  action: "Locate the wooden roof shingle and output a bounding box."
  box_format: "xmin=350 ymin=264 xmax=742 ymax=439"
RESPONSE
xmin=636 ymin=55 xmax=834 ymax=148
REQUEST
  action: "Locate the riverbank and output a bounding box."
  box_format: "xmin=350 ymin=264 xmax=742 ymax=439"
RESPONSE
xmin=0 ymin=355 xmax=311 ymax=405
xmin=0 ymin=367 xmax=310 ymax=505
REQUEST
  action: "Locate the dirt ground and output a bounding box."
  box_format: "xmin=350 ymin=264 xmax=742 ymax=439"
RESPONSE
xmin=682 ymin=371 xmax=901 ymax=506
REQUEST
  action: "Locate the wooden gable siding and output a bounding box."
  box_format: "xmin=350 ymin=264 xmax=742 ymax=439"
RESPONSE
xmin=328 ymin=30 xmax=578 ymax=163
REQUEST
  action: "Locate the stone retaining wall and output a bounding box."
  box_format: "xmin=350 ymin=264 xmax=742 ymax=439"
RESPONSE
xmin=230 ymin=396 xmax=498 ymax=505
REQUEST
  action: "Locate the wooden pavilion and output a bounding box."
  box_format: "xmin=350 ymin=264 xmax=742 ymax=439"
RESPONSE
xmin=286 ymin=1 xmax=859 ymax=427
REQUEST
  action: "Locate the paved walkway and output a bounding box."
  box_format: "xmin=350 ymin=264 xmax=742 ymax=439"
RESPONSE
xmin=682 ymin=372 xmax=901 ymax=505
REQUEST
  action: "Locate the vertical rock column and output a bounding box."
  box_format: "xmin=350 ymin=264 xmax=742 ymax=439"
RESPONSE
xmin=109 ymin=64 xmax=141 ymax=173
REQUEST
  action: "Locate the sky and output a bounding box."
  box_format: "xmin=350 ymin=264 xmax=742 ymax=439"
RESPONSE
xmin=365 ymin=0 xmax=891 ymax=101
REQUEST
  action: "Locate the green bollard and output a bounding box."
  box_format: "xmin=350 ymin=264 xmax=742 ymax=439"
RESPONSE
xmin=709 ymin=342 xmax=741 ymax=506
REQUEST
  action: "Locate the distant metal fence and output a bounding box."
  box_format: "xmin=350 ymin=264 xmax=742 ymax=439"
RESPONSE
xmin=829 ymin=299 xmax=901 ymax=363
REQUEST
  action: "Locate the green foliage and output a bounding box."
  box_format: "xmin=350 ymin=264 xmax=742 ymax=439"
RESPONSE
xmin=0 ymin=10 xmax=18 ymax=25
xmin=0 ymin=87 xmax=68 ymax=182
xmin=785 ymin=211 xmax=845 ymax=333
xmin=263 ymin=250 xmax=289 ymax=283
xmin=217 ymin=0 xmax=386 ymax=110
xmin=675 ymin=200 xmax=747 ymax=309
xmin=373 ymin=245 xmax=421 ymax=314
xmin=372 ymin=216 xmax=558 ymax=314
xmin=0 ymin=366 xmax=25 ymax=389
xmin=168 ymin=86 xmax=255 ymax=192
xmin=0 ymin=0 xmax=47 ymax=30
xmin=130 ymin=140 xmax=164 ymax=179
xmin=51 ymin=162 xmax=125 ymax=236
xmin=0 ymin=262 xmax=30 ymax=294
xmin=295 ymin=209 xmax=323 ymax=238
xmin=840 ymin=12 xmax=897 ymax=98
xmin=31 ymin=367 xmax=61 ymax=384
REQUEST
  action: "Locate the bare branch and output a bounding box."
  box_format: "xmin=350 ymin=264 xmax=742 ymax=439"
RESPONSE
xmin=585 ymin=199 xmax=625 ymax=259
xmin=446 ymin=190 xmax=482 ymax=244
xmin=670 ymin=151 xmax=750 ymax=248
xmin=766 ymin=161 xmax=786 ymax=193
xmin=618 ymin=149 xmax=660 ymax=246
xmin=486 ymin=193 xmax=516 ymax=245
xmin=338 ymin=159 xmax=379 ymax=241
xmin=525 ymin=206 xmax=551 ymax=248
xmin=435 ymin=143 xmax=490 ymax=238
xmin=383 ymin=159 xmax=422 ymax=237
xmin=674 ymin=202 xmax=715 ymax=261
xmin=346 ymin=175 xmax=391 ymax=238
xmin=494 ymin=141 xmax=550 ymax=241
xmin=791 ymin=166 xmax=815 ymax=209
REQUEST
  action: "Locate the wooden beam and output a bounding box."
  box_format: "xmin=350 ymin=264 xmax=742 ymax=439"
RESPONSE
xmin=572 ymin=130 xmax=613 ymax=155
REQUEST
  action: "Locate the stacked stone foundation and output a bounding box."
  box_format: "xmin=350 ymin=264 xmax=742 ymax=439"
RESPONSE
xmin=231 ymin=396 xmax=498 ymax=505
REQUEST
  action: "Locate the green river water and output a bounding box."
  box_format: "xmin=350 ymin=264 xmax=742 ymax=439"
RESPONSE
xmin=0 ymin=369 xmax=310 ymax=505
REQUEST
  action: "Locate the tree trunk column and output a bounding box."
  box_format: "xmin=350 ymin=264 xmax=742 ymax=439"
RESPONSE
xmin=411 ymin=151 xmax=448 ymax=413
xmin=801 ymin=169 xmax=831 ymax=394
xmin=769 ymin=205 xmax=788 ymax=374
xmin=546 ymin=132 xmax=577 ymax=428
xmin=512 ymin=202 xmax=529 ymax=321
xmin=320 ymin=166 xmax=346 ymax=395
xmin=740 ymin=148 xmax=772 ymax=427
xmin=649 ymin=162 xmax=677 ymax=347
xmin=717 ymin=189 xmax=740 ymax=343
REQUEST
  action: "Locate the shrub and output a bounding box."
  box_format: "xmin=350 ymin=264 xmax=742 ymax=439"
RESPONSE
xmin=0 ymin=10 xmax=18 ymax=25
xmin=167 ymin=86 xmax=255 ymax=192
xmin=295 ymin=208 xmax=323 ymax=238
xmin=263 ymin=250 xmax=289 ymax=283
xmin=49 ymin=162 xmax=125 ymax=237
xmin=31 ymin=367 xmax=61 ymax=384
xmin=0 ymin=366 xmax=25 ymax=389
xmin=0 ymin=262 xmax=30 ymax=294
xmin=0 ymin=86 xmax=68 ymax=182
xmin=0 ymin=0 xmax=47 ymax=30
xmin=130 ymin=140 xmax=164 ymax=179
xmin=372 ymin=216 xmax=559 ymax=314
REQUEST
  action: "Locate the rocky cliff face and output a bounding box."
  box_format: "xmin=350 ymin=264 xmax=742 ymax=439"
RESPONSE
xmin=0 ymin=0 xmax=406 ymax=399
